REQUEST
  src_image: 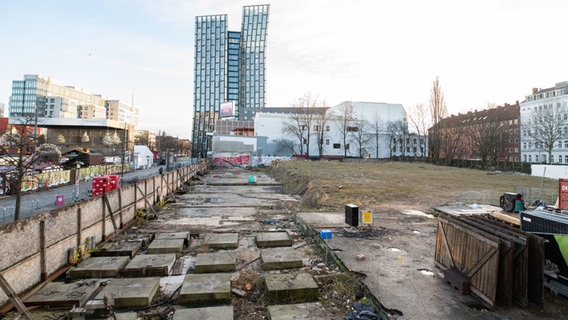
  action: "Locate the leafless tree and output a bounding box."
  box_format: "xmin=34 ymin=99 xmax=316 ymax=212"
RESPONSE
xmin=530 ymin=104 xmax=568 ymax=163
xmin=313 ymin=103 xmax=331 ymax=158
xmin=282 ymin=111 xmax=306 ymax=156
xmin=386 ymin=120 xmax=408 ymax=158
xmin=282 ymin=93 xmax=321 ymax=157
xmin=275 ymin=139 xmax=296 ymax=155
xmin=0 ymin=118 xmax=43 ymax=220
xmin=428 ymin=77 xmax=448 ymax=162
xmin=333 ymin=102 xmax=356 ymax=157
xmin=442 ymin=124 xmax=468 ymax=162
xmin=351 ymin=119 xmax=372 ymax=158
xmin=407 ymin=103 xmax=430 ymax=157
xmin=368 ymin=111 xmax=382 ymax=159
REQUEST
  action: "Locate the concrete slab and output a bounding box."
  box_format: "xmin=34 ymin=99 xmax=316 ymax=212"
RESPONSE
xmin=256 ymin=231 xmax=292 ymax=248
xmin=91 ymin=240 xmax=144 ymax=258
xmin=267 ymin=302 xmax=329 ymax=320
xmin=94 ymin=278 xmax=160 ymax=308
xmin=25 ymin=280 xmax=101 ymax=308
xmin=203 ymin=233 xmax=239 ymax=249
xmin=179 ymin=273 xmax=231 ymax=305
xmin=264 ymin=273 xmax=319 ymax=301
xmin=146 ymin=238 xmax=185 ymax=254
xmin=123 ymin=253 xmax=177 ymax=276
xmin=156 ymin=232 xmax=190 ymax=246
xmin=173 ymin=306 xmax=233 ymax=320
xmin=114 ymin=312 xmax=140 ymax=320
xmin=67 ymin=256 xmax=130 ymax=278
xmin=261 ymin=248 xmax=304 ymax=270
xmin=194 ymin=251 xmax=237 ymax=273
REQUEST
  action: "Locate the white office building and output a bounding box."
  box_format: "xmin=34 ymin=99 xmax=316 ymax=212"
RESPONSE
xmin=254 ymin=101 xmax=425 ymax=158
xmin=520 ymin=81 xmax=568 ymax=164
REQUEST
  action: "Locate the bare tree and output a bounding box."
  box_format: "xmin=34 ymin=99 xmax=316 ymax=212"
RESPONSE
xmin=351 ymin=119 xmax=372 ymax=158
xmin=386 ymin=120 xmax=408 ymax=158
xmin=428 ymin=77 xmax=448 ymax=162
xmin=282 ymin=111 xmax=306 ymax=156
xmin=275 ymin=139 xmax=296 ymax=155
xmin=530 ymin=105 xmax=568 ymax=163
xmin=0 ymin=118 xmax=43 ymax=220
xmin=407 ymin=103 xmax=430 ymax=157
xmin=369 ymin=111 xmax=382 ymax=159
xmin=282 ymin=93 xmax=321 ymax=157
xmin=313 ymin=103 xmax=331 ymax=158
xmin=333 ymin=102 xmax=356 ymax=157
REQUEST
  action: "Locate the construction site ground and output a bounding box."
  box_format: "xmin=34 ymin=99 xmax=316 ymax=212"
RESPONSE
xmin=3 ymin=161 xmax=568 ymax=319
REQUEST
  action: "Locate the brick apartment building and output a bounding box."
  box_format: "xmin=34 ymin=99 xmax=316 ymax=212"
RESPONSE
xmin=431 ymin=102 xmax=520 ymax=163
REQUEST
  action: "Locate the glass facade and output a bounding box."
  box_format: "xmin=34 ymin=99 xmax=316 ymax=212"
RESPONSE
xmin=191 ymin=5 xmax=269 ymax=157
xmin=9 ymin=75 xmax=48 ymax=117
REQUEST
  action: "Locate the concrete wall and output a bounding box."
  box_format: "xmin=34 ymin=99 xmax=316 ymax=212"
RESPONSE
xmin=531 ymin=164 xmax=568 ymax=180
xmin=0 ymin=160 xmax=209 ymax=307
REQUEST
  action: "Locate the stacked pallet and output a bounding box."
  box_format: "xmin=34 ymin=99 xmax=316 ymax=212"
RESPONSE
xmin=434 ymin=212 xmax=544 ymax=309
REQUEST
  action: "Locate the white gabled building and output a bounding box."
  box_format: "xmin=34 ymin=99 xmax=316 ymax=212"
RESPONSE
xmin=254 ymin=101 xmax=425 ymax=158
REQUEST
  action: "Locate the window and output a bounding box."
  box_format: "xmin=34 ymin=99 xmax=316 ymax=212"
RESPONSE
xmin=325 ymin=139 xmax=329 ymax=145
xmin=313 ymin=125 xmax=320 ymax=131
xmin=347 ymin=126 xmax=358 ymax=132
xmin=325 ymin=126 xmax=330 ymax=131
xmin=345 ymin=144 xmax=350 ymax=150
xmin=333 ymin=143 xmax=340 ymax=149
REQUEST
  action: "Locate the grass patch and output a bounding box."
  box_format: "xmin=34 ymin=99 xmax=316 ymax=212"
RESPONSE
xmin=271 ymin=160 xmax=558 ymax=211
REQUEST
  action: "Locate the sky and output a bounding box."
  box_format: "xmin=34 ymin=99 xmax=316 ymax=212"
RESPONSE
xmin=1 ymin=0 xmax=567 ymax=139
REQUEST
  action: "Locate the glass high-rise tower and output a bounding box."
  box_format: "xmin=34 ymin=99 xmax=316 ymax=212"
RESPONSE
xmin=191 ymin=4 xmax=269 ymax=157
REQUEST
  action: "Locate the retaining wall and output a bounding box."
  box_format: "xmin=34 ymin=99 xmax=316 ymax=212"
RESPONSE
xmin=0 ymin=161 xmax=209 ymax=307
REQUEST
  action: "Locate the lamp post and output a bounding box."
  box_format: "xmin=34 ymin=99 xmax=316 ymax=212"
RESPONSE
xmin=121 ymin=122 xmax=127 ymax=177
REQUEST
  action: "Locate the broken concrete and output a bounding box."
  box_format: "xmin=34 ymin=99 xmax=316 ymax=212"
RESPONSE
xmin=256 ymin=231 xmax=292 ymax=248
xmin=261 ymin=248 xmax=304 ymax=270
xmin=267 ymin=302 xmax=330 ymax=319
xmin=179 ymin=273 xmax=231 ymax=305
xmin=25 ymin=280 xmax=101 ymax=308
xmin=146 ymin=238 xmax=185 ymax=254
xmin=122 ymin=253 xmax=177 ymax=277
xmin=264 ymin=273 xmax=319 ymax=301
xmin=194 ymin=251 xmax=237 ymax=273
xmin=203 ymin=233 xmax=239 ymax=249
xmin=67 ymin=256 xmax=130 ymax=278
xmin=94 ymin=278 xmax=160 ymax=308
xmin=173 ymin=306 xmax=233 ymax=320
xmin=155 ymin=232 xmax=190 ymax=246
xmin=91 ymin=240 xmax=144 ymax=258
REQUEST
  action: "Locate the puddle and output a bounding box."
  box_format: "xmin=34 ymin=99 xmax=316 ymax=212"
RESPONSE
xmin=400 ymin=209 xmax=434 ymax=219
xmin=418 ymin=268 xmax=434 ymax=276
xmin=387 ymin=247 xmax=401 ymax=252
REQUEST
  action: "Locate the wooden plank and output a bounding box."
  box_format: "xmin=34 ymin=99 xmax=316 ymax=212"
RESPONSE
xmin=0 ymin=273 xmax=33 ymax=320
xmin=487 ymin=211 xmax=520 ymax=226
xmin=469 ymin=215 xmax=530 ymax=306
xmin=436 ymin=215 xmax=501 ymax=308
xmin=103 ymin=194 xmax=118 ymax=232
xmin=438 ymin=222 xmax=455 ymax=268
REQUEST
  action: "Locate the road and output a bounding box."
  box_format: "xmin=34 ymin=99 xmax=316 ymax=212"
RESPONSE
xmin=0 ymin=159 xmax=193 ymax=225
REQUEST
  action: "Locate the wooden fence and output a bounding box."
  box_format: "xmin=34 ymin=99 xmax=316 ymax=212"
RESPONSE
xmin=0 ymin=160 xmax=209 ymax=308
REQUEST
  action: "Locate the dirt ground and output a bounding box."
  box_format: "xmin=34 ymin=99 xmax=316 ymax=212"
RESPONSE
xmin=270 ymin=160 xmax=568 ymax=319
xmin=269 ymin=160 xmax=559 ymax=211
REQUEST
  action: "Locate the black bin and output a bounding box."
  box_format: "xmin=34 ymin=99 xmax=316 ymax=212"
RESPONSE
xmin=345 ymin=203 xmax=359 ymax=227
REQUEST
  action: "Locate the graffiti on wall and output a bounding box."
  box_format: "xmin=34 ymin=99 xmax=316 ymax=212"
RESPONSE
xmin=77 ymin=164 xmax=130 ymax=181
xmin=213 ymin=155 xmax=251 ymax=166
xmin=213 ymin=155 xmax=290 ymax=167
xmin=21 ymin=170 xmax=71 ymax=192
